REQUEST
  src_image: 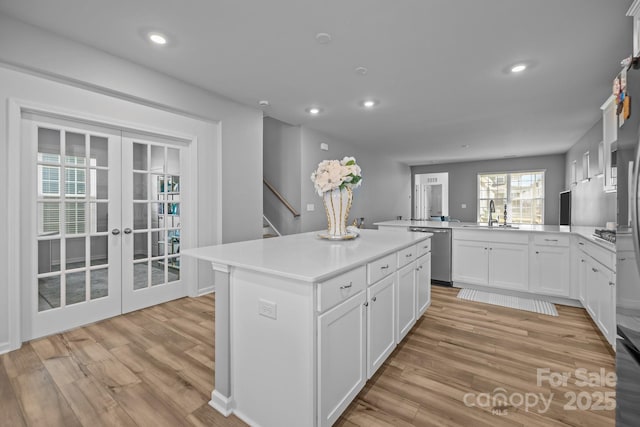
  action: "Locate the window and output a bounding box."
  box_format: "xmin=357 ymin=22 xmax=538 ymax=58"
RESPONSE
xmin=38 ymin=153 xmax=88 ymax=235
xmin=477 ymin=171 xmax=545 ymax=225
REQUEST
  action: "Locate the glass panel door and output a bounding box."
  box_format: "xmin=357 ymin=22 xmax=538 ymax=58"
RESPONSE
xmin=31 ymin=122 xmax=122 ymax=339
xmin=121 ymin=137 xmax=185 ymax=313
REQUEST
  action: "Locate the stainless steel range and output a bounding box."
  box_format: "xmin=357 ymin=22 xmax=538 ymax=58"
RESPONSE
xmin=409 ymin=226 xmax=452 ymax=285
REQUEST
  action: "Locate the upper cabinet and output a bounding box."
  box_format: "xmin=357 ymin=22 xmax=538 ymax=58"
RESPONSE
xmin=600 ymin=95 xmax=618 ymax=193
xmin=628 ymin=1 xmax=640 ymax=57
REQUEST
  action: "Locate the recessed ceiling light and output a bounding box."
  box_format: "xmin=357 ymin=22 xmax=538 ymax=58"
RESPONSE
xmin=258 ymin=100 xmax=270 ymax=107
xmin=306 ymin=107 xmax=323 ymax=115
xmin=360 ymin=99 xmax=379 ymax=109
xmin=148 ymin=32 xmax=168 ymax=45
xmin=355 ymin=66 xmax=368 ymax=76
xmin=510 ymin=64 xmax=527 ymax=73
xmin=315 ymin=32 xmax=332 ymax=44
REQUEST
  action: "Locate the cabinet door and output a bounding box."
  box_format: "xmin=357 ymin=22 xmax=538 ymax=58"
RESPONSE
xmin=318 ymin=292 xmax=367 ymax=427
xmin=595 ymin=269 xmax=615 ymax=345
xmin=530 ymin=245 xmax=571 ymax=297
xmin=578 ymin=254 xmax=587 ymax=305
xmin=396 ymin=262 xmax=417 ymax=343
xmin=488 ymin=243 xmax=529 ymax=291
xmin=452 ymin=240 xmax=489 ymax=285
xmin=416 ymin=253 xmax=431 ymax=317
xmin=367 ymin=275 xmax=396 ymax=378
xmin=585 ymin=257 xmax=599 ymax=320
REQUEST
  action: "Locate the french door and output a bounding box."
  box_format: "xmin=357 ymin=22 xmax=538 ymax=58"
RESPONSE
xmin=25 ymin=118 xmax=188 ymax=340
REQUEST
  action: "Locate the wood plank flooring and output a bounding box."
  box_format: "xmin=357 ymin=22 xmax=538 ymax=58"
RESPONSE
xmin=1 ymin=286 xmax=614 ymax=426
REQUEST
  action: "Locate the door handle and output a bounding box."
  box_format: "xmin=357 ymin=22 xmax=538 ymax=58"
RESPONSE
xmin=124 ymin=228 xmax=133 ymax=234
xmin=111 ymin=228 xmax=121 ymax=235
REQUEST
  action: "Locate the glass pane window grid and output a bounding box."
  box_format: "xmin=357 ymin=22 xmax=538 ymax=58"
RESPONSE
xmin=132 ymin=143 xmax=181 ymax=291
xmin=36 ymin=128 xmax=111 ymax=312
xmin=477 ymin=171 xmax=545 ymax=225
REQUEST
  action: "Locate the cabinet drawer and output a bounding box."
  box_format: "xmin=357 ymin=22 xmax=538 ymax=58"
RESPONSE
xmin=533 ymin=234 xmax=570 ymax=247
xmin=367 ymin=253 xmax=396 ymax=285
xmin=317 ymin=266 xmax=366 ymax=312
xmin=417 ymin=239 xmax=432 ymax=258
xmin=397 ymin=245 xmax=417 ymax=268
xmin=581 ymin=240 xmax=615 ymax=272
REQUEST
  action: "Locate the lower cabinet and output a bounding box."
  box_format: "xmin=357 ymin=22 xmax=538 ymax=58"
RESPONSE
xmin=318 ymin=291 xmax=367 ymax=427
xmin=530 ymin=244 xmax=571 ymax=297
xmin=396 ymin=262 xmax=417 ymax=343
xmin=452 ymin=240 xmax=489 ymax=285
xmin=584 ymin=256 xmax=616 ymax=345
xmin=416 ymin=252 xmax=431 ymax=317
xmin=452 ymin=237 xmax=528 ymax=291
xmin=366 ymin=275 xmax=396 ymax=377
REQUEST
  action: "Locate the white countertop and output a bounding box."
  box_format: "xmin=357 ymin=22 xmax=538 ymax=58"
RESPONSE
xmin=182 ymin=229 xmax=431 ymax=283
xmin=374 ymin=220 xmax=615 ymax=252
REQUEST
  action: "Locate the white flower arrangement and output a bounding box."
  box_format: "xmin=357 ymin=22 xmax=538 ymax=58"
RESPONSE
xmin=311 ymin=156 xmax=362 ymax=196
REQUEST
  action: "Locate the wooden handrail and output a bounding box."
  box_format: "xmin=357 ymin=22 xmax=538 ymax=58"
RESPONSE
xmin=263 ymin=178 xmax=301 ymax=217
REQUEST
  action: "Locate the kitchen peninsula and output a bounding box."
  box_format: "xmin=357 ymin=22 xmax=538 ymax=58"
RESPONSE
xmin=183 ymin=229 xmax=432 ymax=427
xmin=375 ymin=219 xmax=617 ymax=347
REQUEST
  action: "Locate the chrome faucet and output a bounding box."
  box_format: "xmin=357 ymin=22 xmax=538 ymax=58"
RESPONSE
xmin=488 ymin=200 xmax=498 ymax=227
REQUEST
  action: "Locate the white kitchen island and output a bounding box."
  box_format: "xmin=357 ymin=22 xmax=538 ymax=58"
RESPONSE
xmin=182 ymin=229 xmax=432 ymax=427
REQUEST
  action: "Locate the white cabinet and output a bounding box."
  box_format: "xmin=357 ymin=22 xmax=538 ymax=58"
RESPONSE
xmin=318 ymin=291 xmax=367 ymax=427
xmin=416 ymin=252 xmax=431 ymax=317
xmin=584 ymin=257 xmax=616 ymax=346
xmin=452 ymin=240 xmax=489 ymax=285
xmin=452 ymin=233 xmax=528 ymax=291
xmin=489 ymin=243 xmax=529 ymax=291
xmin=578 ymin=238 xmax=616 ymax=348
xmin=530 ymin=236 xmax=571 ymax=297
xmin=366 ymin=275 xmax=396 ymax=378
xmin=396 ymin=262 xmax=417 ymax=343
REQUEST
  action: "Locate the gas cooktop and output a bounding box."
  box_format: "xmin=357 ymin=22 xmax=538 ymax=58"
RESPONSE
xmin=593 ymin=228 xmax=616 ymax=244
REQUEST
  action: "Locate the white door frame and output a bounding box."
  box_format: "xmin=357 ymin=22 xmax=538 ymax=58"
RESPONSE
xmin=7 ymin=98 xmax=201 ymax=349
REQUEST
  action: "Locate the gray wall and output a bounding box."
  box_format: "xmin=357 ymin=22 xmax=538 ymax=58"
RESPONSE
xmin=263 ymin=117 xmax=301 ymax=235
xmin=411 ymin=154 xmax=566 ymax=224
xmin=300 ymin=127 xmax=411 ymax=231
xmin=564 ymin=119 xmax=616 ymax=226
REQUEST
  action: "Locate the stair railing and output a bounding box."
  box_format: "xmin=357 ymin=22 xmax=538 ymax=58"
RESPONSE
xmin=263 ymin=178 xmax=300 ymax=217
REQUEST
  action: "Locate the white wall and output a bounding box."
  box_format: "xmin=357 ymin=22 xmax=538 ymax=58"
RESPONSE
xmin=0 ymin=14 xmax=263 ymax=352
xmin=300 ymin=128 xmax=411 ymax=231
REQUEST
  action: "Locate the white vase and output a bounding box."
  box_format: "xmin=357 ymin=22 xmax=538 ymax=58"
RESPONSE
xmin=323 ymin=187 xmax=352 ymax=237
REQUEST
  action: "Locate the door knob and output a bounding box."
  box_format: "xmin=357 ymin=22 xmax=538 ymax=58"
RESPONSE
xmin=124 ymin=228 xmax=133 ymax=234
xmin=111 ymin=228 xmax=120 ymax=235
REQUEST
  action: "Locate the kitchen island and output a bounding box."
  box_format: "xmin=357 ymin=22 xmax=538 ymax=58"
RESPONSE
xmin=182 ymin=229 xmax=432 ymax=427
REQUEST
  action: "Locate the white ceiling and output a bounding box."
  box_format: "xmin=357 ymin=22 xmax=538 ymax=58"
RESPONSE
xmin=0 ymin=0 xmax=633 ymax=165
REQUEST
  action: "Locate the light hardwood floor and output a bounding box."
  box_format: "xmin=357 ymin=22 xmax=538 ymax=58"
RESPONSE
xmin=1 ymin=286 xmax=615 ymax=426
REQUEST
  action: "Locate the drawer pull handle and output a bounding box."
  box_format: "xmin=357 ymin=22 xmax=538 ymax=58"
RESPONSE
xmin=578 ymin=242 xmax=585 ymax=246
xmin=609 ymin=282 xmax=615 ymax=286
xmin=380 ymin=265 xmax=390 ymax=270
xmin=535 ymin=251 xmax=539 ymax=254
xmin=423 ymin=245 xmax=429 ymax=249
xmin=405 ymin=253 xmax=413 ymax=258
xmin=544 ymin=239 xmax=559 ymax=242
xmin=592 ymin=267 xmax=598 ymax=273
xmin=619 ymin=258 xmax=627 ymax=261
xmin=340 ymin=282 xmax=353 ymax=290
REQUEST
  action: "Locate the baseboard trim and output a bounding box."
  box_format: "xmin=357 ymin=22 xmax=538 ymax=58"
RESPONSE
xmin=452 ymin=282 xmax=582 ymax=307
xmin=0 ymin=341 xmax=17 ymax=355
xmin=198 ymin=285 xmax=215 ymax=296
xmin=209 ymin=390 xmax=233 ymax=416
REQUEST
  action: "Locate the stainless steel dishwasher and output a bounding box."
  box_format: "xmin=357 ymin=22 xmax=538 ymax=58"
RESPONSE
xmin=409 ymin=227 xmax=452 ymax=285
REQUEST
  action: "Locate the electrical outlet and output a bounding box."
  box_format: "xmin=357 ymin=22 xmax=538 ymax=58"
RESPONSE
xmin=258 ymin=299 xmax=277 ymax=320
xmin=461 ymin=203 xmax=467 ymax=209
xmin=307 ymin=203 xmax=315 ymax=211
xmin=320 ymin=143 xmax=329 ymax=151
